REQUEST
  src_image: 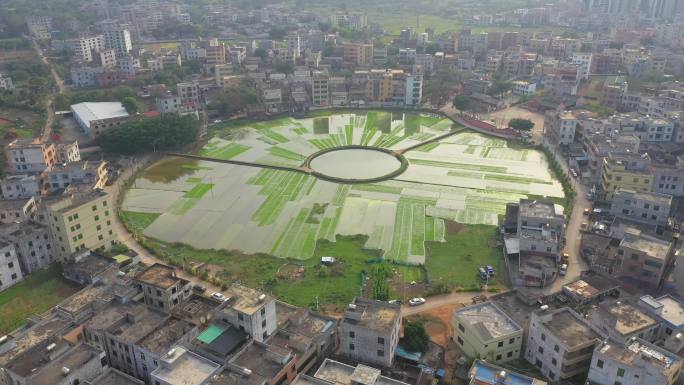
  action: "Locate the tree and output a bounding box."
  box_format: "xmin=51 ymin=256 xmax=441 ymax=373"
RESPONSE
xmin=253 ymin=48 xmax=268 ymax=61
xmin=121 ymin=97 xmax=141 ymax=114
xmin=211 ymin=83 xmax=259 ymax=116
xmin=269 ymin=27 xmax=287 ymax=40
xmin=508 ymin=118 xmax=534 ymax=131
xmin=273 ymin=60 xmax=294 ymax=74
xmin=487 ymin=80 xmax=512 ymax=98
xmin=97 ymin=115 xmax=199 ymax=154
xmin=404 ymin=320 xmax=429 ymax=353
xmin=452 ymin=95 xmax=471 ymax=114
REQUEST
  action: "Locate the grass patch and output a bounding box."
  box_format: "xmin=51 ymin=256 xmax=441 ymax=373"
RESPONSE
xmin=0 ymin=264 xmax=80 ymax=334
xmin=120 ymin=211 xmax=161 ymax=232
xmin=408 ymin=158 xmax=508 ymax=173
xmin=425 ymin=224 xmax=501 ymax=290
xmin=184 ymin=183 xmax=214 ymax=199
xmin=200 ymin=143 xmax=249 ymax=160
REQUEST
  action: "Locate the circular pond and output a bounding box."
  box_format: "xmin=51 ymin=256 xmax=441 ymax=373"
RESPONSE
xmin=307 ymin=146 xmax=407 ymax=183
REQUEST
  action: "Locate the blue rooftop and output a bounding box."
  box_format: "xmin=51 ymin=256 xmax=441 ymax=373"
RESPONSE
xmin=469 ymin=360 xmax=541 ymax=385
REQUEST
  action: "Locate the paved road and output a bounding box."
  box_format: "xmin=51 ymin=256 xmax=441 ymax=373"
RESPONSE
xmin=31 ymin=38 xmax=66 ymax=142
xmin=536 ymin=138 xmax=590 ymax=295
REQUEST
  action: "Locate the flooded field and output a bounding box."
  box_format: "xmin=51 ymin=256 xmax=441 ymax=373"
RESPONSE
xmin=123 ymin=111 xmax=563 ymax=263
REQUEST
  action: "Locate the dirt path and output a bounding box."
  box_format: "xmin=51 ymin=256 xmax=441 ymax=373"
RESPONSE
xmin=107 ymin=155 xmax=225 ymax=294
xmin=31 ymin=38 xmax=66 ymax=142
xmin=401 ymin=290 xmax=486 ymax=316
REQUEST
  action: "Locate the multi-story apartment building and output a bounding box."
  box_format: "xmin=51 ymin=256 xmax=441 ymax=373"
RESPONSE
xmin=615 ymin=227 xmax=673 ymax=290
xmin=46 ymin=189 xmax=116 ymax=261
xmin=545 ymin=110 xmax=577 ymax=145
xmin=134 ymin=263 xmax=192 ymax=312
xmin=43 ymin=160 xmax=108 ymax=193
xmin=638 ymin=295 xmax=684 ymax=342
xmin=525 ymin=308 xmax=603 ymax=382
xmin=311 ymin=72 xmax=329 ymax=107
xmin=0 ymin=241 xmax=23 ymax=291
xmin=213 ymin=284 xmax=277 ymax=342
xmin=339 ymin=298 xmax=400 ymax=367
xmin=95 ymin=48 xmax=118 ymax=69
xmin=103 ymin=24 xmax=132 ymax=57
xmin=343 ymin=43 xmax=373 ymax=66
xmin=453 ymin=302 xmax=523 ymax=363
xmin=609 ymin=189 xmax=672 ymax=228
xmin=56 ymin=141 xmax=81 ymax=164
xmin=228 ymin=341 xmax=297 ymax=385
xmin=571 ymin=52 xmax=592 ymax=80
xmin=58 ymin=35 xmax=105 ymax=62
xmin=0 ymin=197 xmax=37 ymax=224
xmin=517 ymin=199 xmax=564 ymax=259
xmin=0 ymin=221 xmax=53 ymax=274
xmin=0 ymin=174 xmax=41 ymax=199
xmin=0 ymin=73 xmax=13 ymax=91
xmin=150 ymin=347 xmax=221 ymax=385
xmin=652 ymin=155 xmax=684 ymax=197
xmin=601 ymin=152 xmax=653 ymax=198
xmin=588 ymin=301 xmax=660 ymax=344
xmin=5 ymin=139 xmax=56 ymax=173
xmin=177 ymin=81 xmax=200 ymax=107
xmin=587 ymin=338 xmax=681 ymax=385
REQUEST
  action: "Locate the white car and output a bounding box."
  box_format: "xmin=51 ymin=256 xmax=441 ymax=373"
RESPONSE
xmin=409 ymin=297 xmax=426 ymax=306
xmin=211 ymin=292 xmax=225 ymax=301
xmin=559 ymin=264 xmax=568 ymax=276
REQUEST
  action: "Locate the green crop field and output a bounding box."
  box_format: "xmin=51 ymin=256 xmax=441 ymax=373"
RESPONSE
xmin=123 ymin=110 xmax=565 ymax=306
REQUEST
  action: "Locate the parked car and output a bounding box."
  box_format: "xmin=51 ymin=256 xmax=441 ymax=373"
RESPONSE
xmin=485 ymin=265 xmax=495 ymax=277
xmin=559 ymin=264 xmax=568 ymax=276
xmin=583 ymin=208 xmax=591 ymax=215
xmin=193 ymin=284 xmax=207 ymax=293
xmin=211 ymin=292 xmax=225 ymax=301
xmin=409 ymin=297 xmax=426 ymax=306
xmin=561 ymin=253 xmax=569 ymax=264
xmin=478 ymin=267 xmax=488 ymax=280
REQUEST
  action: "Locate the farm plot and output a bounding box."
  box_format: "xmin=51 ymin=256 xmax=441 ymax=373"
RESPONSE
xmin=124 ymin=111 xmax=564 ymax=265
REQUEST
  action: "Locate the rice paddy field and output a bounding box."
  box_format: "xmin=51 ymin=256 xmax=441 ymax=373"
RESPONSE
xmin=123 ymin=111 xmax=564 ymax=267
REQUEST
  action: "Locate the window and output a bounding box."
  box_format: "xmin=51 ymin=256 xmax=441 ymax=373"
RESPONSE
xmin=92 ymin=205 xmax=97 ymax=211
xmin=377 ymin=350 xmax=384 ymax=357
xmin=457 ymin=336 xmax=463 ymax=345
xmin=458 ymin=323 xmax=465 ymax=332
xmin=496 ymin=354 xmax=502 ymax=360
xmin=262 ymin=320 xmax=266 ymax=328
xmin=538 ymin=346 xmax=544 ymax=354
xmin=541 ymin=333 xmax=546 ymax=341
xmin=263 ymin=331 xmax=267 ymax=340
xmin=509 ymin=338 xmax=515 ymax=344
xmin=238 ymin=313 xmax=244 ymax=321
xmin=552 ymin=358 xmax=557 ymax=366
xmin=554 ymin=344 xmax=559 ymax=353
xmin=507 ymin=351 xmax=513 ymax=358
xmin=378 ymin=337 xmax=384 ymax=344
xmin=261 ymin=307 xmax=266 ymax=316
xmin=548 ymin=371 xmax=555 ymax=380
xmin=617 ymin=368 xmax=625 ymax=377
xmin=498 ymin=341 xmax=504 ymax=347
xmin=535 ymin=359 xmax=542 ymax=368
xmin=349 ymin=331 xmax=355 ymax=338
xmin=349 ymin=343 xmax=355 ymax=351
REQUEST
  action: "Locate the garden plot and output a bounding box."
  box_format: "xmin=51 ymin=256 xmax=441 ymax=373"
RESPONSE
xmin=123 ymin=111 xmax=564 ymax=263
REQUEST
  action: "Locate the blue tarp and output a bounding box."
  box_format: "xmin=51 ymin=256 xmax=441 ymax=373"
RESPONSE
xmin=395 ymin=346 xmax=422 ymax=362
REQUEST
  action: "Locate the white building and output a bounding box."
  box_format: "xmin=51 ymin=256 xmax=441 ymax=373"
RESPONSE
xmin=339 ymin=298 xmax=401 ymax=367
xmin=0 ymin=221 xmax=54 ymax=274
xmin=571 ymin=52 xmax=593 ymax=80
xmin=511 ymin=80 xmax=537 ymax=96
xmin=103 ymin=24 xmax=132 ymax=57
xmin=70 ymin=66 xmax=105 ymax=88
xmin=0 ymin=241 xmax=24 ymax=291
xmin=117 ymin=55 xmax=140 ymax=76
xmin=70 ymin=102 xmax=130 ymax=138
xmin=0 ymin=174 xmax=41 ymax=200
xmin=60 ymin=35 xmax=105 ymax=62
xmin=587 ymin=338 xmax=682 ymax=385
xmin=545 ymin=110 xmax=577 ymax=146
xmin=213 ymin=284 xmax=277 ymax=342
xmin=525 ymin=307 xmax=603 ymax=382
xmin=0 ymin=73 xmax=14 ymax=91
xmin=405 ymin=74 xmax=423 ymax=106
xmin=150 ymin=347 xmax=221 ymax=385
